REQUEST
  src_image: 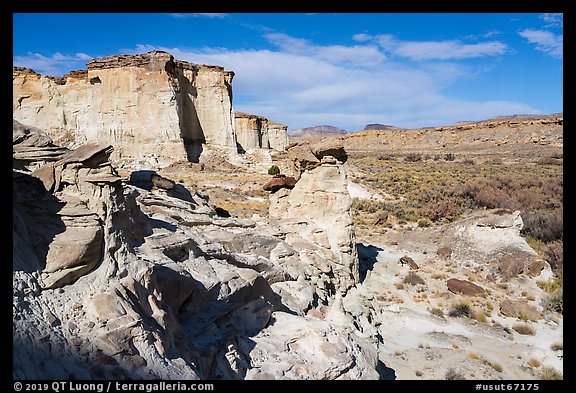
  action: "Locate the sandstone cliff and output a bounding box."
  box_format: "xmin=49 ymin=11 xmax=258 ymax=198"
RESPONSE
xmin=13 ymin=51 xmax=287 ymax=165
xmin=234 ymin=112 xmax=289 ymax=151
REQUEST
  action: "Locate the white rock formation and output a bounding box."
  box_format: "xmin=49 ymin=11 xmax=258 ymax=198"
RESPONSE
xmin=234 ymin=111 xmax=288 ymax=151
xmin=267 ymin=120 xmax=290 ymax=151
xmin=13 ymin=51 xmax=237 ymax=164
xmin=269 ymin=156 xmax=359 ymax=298
xmin=13 ymin=121 xmax=377 ymax=380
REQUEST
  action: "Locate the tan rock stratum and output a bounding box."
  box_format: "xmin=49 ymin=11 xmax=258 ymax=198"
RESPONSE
xmin=13 ymin=51 xmax=288 ymax=165
xmin=235 ymin=112 xmax=289 ymax=151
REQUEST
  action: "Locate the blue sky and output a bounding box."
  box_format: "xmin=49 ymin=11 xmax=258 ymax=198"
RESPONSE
xmin=13 ymin=13 xmax=563 ymax=131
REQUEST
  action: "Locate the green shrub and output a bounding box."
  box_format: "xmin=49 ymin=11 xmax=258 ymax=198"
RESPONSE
xmin=268 ymin=165 xmax=280 ymax=175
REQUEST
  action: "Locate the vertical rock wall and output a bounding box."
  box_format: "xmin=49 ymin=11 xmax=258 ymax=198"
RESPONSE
xmin=13 ymin=51 xmax=238 ymax=164
xmin=269 ymin=158 xmax=359 ymax=297
xmin=234 ymin=112 xmax=289 ymax=151
xmin=267 ymin=121 xmax=289 ymax=150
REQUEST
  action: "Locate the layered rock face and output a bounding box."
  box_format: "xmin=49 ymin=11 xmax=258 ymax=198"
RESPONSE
xmin=269 ymin=154 xmax=359 ymax=298
xmin=235 ymin=112 xmax=289 ymax=151
xmin=13 ymin=121 xmax=378 ymax=380
xmin=13 ymin=51 xmax=237 ymax=164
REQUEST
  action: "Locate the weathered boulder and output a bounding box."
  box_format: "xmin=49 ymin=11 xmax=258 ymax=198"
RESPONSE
xmin=42 ymin=226 xmax=103 ymax=289
xmin=499 ymin=300 xmax=541 ymax=321
xmin=497 ymin=257 xmax=526 ymax=280
xmin=527 ymin=259 xmax=548 ymax=277
xmin=263 ymin=175 xmax=297 ymax=193
xmin=446 ymin=278 xmax=485 ymax=296
xmin=287 ymin=140 xmax=348 ymax=178
xmin=310 ymin=140 xmax=348 ymax=163
xmin=437 ymin=246 xmax=453 ymax=259
xmin=399 ymin=255 xmax=419 ymax=270
xmin=242 ymin=312 xmax=380 ymax=380
xmin=12 ymin=119 xmax=69 ymax=170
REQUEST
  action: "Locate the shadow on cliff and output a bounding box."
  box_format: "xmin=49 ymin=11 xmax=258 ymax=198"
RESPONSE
xmin=356 ymin=243 xmax=384 ymax=283
xmin=377 ymin=360 xmax=397 ymax=380
xmin=184 ymin=142 xmax=203 ymax=163
xmin=173 ymin=68 xmax=206 ymax=163
xmin=13 ymin=171 xmax=66 ymax=273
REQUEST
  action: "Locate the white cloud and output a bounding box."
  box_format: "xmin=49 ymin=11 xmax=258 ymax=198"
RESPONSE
xmin=13 ymin=32 xmax=540 ymax=131
xmin=13 ymin=52 xmax=93 ymax=75
xmin=133 ymin=35 xmax=539 ymax=130
xmin=263 ymin=33 xmax=386 ymax=66
xmin=540 ymin=13 xmax=563 ymax=27
xmin=170 ymin=13 xmax=228 ymax=19
xmin=518 ymin=29 xmax=563 ymax=59
xmin=373 ymin=34 xmax=507 ymax=60
xmin=352 ymin=33 xmax=373 ymax=42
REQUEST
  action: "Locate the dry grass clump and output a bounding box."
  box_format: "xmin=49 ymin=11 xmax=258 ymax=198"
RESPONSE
xmin=486 ymin=301 xmax=494 ymax=312
xmin=430 ymin=308 xmax=445 ymax=318
xmin=537 ymin=277 xmax=563 ymax=314
xmin=527 ymin=358 xmax=541 ymax=368
xmin=403 ymin=272 xmax=426 ymax=286
xmin=543 ymin=288 xmax=563 ymax=314
xmin=550 ymin=342 xmax=563 ymax=351
xmin=512 ymin=322 xmax=536 ymax=336
xmin=538 ymin=366 xmax=562 ymax=380
xmin=488 ymin=361 xmax=503 ymax=372
xmin=467 ymin=351 xmax=482 ymax=360
xmin=417 ymin=218 xmax=432 ymax=227
xmin=537 ymin=277 xmax=562 ymax=293
xmin=474 ymin=310 xmax=488 ymax=323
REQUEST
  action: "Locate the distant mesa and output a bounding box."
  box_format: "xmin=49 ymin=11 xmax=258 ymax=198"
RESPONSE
xmin=289 ymin=125 xmax=347 ymax=139
xmin=454 ymin=113 xmax=560 ymax=126
xmin=363 ymin=123 xmax=399 ymax=131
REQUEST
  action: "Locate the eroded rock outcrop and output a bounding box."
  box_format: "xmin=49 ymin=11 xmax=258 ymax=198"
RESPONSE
xmin=13 ymin=119 xmax=69 ymax=170
xmin=234 ymin=112 xmax=289 ymax=151
xmin=287 ymin=140 xmax=348 ymax=179
xmin=13 ymin=121 xmax=379 ymax=380
xmin=13 ymin=51 xmax=289 ymax=165
xmin=263 ymin=174 xmax=297 ymax=193
xmin=13 ymin=51 xmax=235 ymax=164
xmin=269 ymin=155 xmax=359 ymax=299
